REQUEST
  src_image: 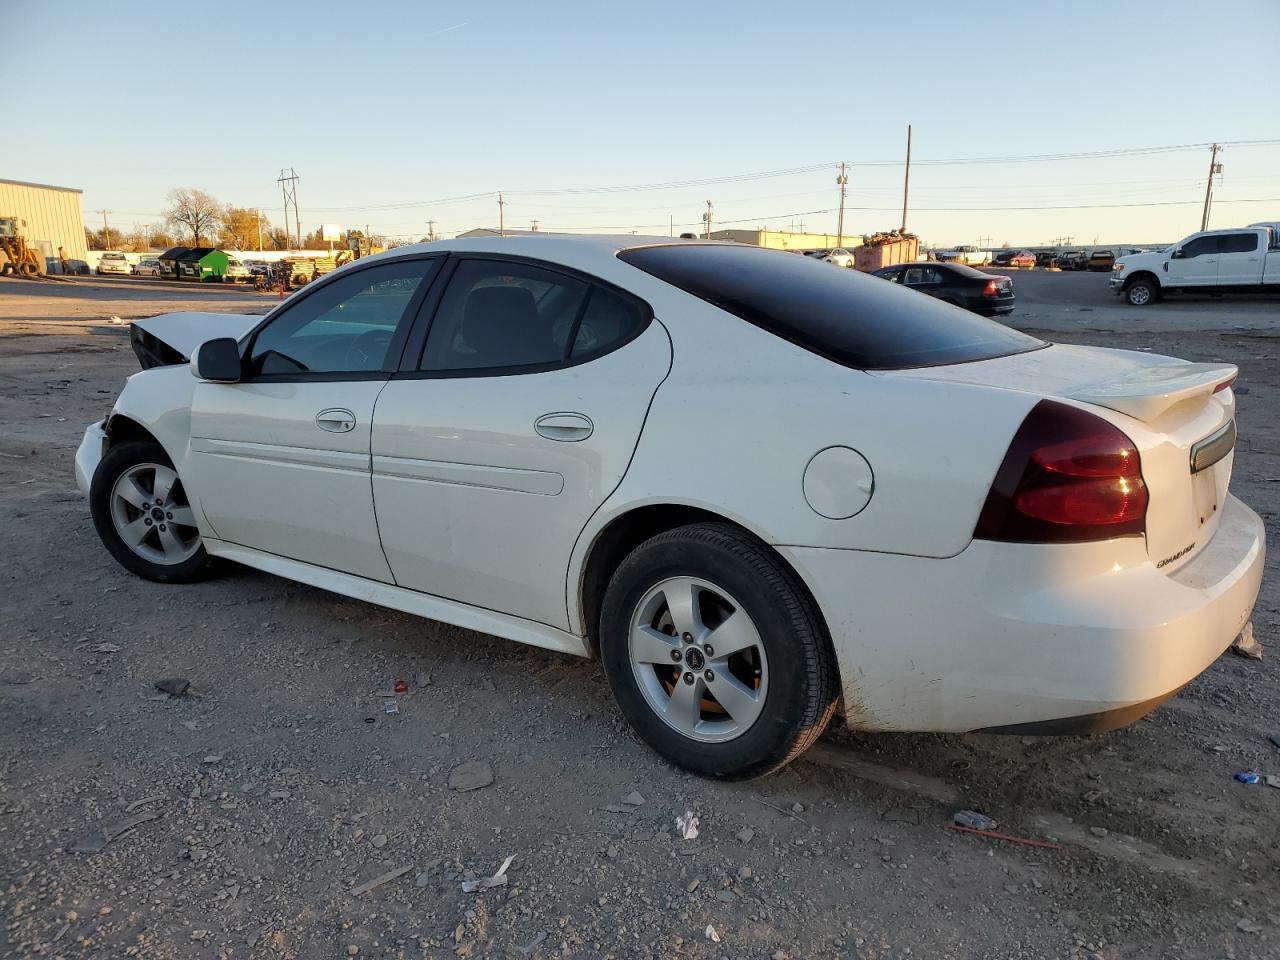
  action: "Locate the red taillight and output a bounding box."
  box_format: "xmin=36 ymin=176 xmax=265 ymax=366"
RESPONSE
xmin=974 ymin=400 xmax=1147 ymax=543
xmin=982 ymin=279 xmax=999 ymax=296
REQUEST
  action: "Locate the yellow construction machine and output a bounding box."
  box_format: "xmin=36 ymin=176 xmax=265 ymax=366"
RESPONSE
xmin=0 ymin=217 xmax=48 ymax=277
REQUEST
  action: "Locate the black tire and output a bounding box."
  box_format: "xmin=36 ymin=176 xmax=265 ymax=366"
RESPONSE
xmin=90 ymin=440 xmax=215 ymax=583
xmin=1125 ymin=277 xmax=1158 ymax=306
xmin=599 ymin=522 xmax=839 ymax=780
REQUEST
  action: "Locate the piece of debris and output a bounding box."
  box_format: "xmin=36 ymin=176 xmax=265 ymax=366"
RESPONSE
xmin=107 ymin=315 xmax=126 ymax=325
xmin=601 ymin=804 xmax=633 ymax=814
xmin=1090 ymin=826 xmax=1109 ymax=838
xmin=1269 ymin=735 xmax=1280 ymax=751
xmin=953 ymin=810 xmax=998 ymax=831
xmin=461 ymin=854 xmax=514 ymax=893
xmin=393 ymin=678 xmax=409 ymax=694
xmin=1232 ymin=622 xmax=1262 ymax=660
xmin=349 ymin=864 xmax=413 ymax=897
xmin=448 ymin=761 xmax=494 ymax=792
xmin=883 ymin=807 xmax=921 ymax=825
xmin=621 ymin=790 xmax=645 ymax=807
xmin=155 ymin=677 xmax=190 ymax=697
xmin=383 ymin=700 xmax=399 ymax=716
xmin=201 ymin=755 xmax=222 ymax=764
xmin=705 ymin=924 xmax=720 ymax=943
xmin=125 ymin=794 xmax=164 ymax=813
xmin=371 ymin=834 xmax=387 ymax=848
xmin=69 ymin=811 xmax=159 ymax=854
xmin=675 ymin=811 xmax=700 ymax=840
xmin=1265 ymin=775 xmax=1280 ymax=789
xmin=751 ymin=795 xmax=807 ymax=824
xmin=1235 ymin=770 xmax=1262 ymax=784
xmin=736 ymin=827 xmax=755 ymax=844
xmin=947 ymin=824 xmax=1065 ymax=851
xmin=90 ymin=642 xmax=120 ymax=654
xmin=1238 ymin=919 xmax=1264 ymax=933
xmin=515 ymin=932 xmax=547 ymax=956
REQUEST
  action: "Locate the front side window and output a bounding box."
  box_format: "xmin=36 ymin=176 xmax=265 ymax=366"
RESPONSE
xmin=420 ymin=259 xmax=649 ymax=372
xmin=1180 ymin=236 xmax=1222 ymax=258
xmin=248 ymin=259 xmax=435 ymax=376
xmin=621 ymin=244 xmax=1042 ymax=370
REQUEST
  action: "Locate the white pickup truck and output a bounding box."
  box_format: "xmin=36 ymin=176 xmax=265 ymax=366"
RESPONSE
xmin=935 ymin=244 xmax=991 ymax=266
xmin=1109 ymin=222 xmax=1280 ymax=306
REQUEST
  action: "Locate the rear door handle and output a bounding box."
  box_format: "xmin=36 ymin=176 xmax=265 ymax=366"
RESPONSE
xmin=535 ymin=412 xmax=593 ymax=442
xmin=316 ymin=408 xmax=356 ymax=433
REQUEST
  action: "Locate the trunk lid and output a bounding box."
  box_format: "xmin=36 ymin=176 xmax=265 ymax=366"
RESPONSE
xmin=890 ymin=343 xmax=1238 ymax=572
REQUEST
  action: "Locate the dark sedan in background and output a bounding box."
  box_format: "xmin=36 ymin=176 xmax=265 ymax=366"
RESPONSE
xmin=872 ymin=262 xmax=1015 ymax=315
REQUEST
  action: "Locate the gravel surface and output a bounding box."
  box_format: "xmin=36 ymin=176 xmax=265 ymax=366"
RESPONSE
xmin=1 ymin=272 xmax=1278 ymax=959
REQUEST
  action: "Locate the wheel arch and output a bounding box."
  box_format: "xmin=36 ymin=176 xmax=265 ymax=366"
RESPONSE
xmin=1123 ymin=270 xmax=1161 ymax=290
xmin=573 ymin=501 xmax=834 ymax=666
xmin=105 ymin=413 xmax=161 ymax=450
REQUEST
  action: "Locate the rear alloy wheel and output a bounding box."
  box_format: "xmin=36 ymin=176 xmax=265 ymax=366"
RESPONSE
xmin=600 ymin=523 xmax=839 ymax=779
xmin=90 ymin=440 xmax=214 ymax=583
xmin=1126 ymin=279 xmax=1156 ymax=306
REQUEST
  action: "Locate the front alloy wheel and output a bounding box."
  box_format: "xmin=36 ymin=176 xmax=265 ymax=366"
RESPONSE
xmin=90 ymin=440 xmax=214 ymax=583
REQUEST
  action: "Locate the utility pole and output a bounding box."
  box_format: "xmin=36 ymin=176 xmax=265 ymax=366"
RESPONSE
xmin=530 ymin=220 xmax=539 ymax=232
xmin=1201 ymin=143 xmax=1222 ymax=231
xmin=95 ymin=209 xmax=112 ymax=247
xmin=277 ymin=168 xmax=300 ymax=250
xmin=901 ymin=124 xmax=912 ymax=233
xmin=256 ymin=208 xmax=263 ymax=251
xmin=835 ymin=162 xmax=848 ymax=247
xmin=702 ymin=200 xmax=713 ymax=239
xmin=497 ymin=193 xmax=506 ymax=236
xmin=669 ymin=214 xmax=673 ymax=237
xmin=427 ymin=220 xmax=438 ymax=241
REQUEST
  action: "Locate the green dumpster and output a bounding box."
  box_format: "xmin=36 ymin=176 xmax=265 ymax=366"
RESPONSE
xmin=176 ymin=247 xmax=229 ymax=282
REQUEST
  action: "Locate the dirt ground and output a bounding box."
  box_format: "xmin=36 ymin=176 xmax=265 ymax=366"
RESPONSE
xmin=1 ymin=272 xmax=1278 ymax=960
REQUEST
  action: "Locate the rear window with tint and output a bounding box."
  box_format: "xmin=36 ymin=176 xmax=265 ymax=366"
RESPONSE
xmin=619 ymin=244 xmax=1043 ymax=370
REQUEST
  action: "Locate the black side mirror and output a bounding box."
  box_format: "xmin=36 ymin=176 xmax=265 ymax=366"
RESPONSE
xmin=191 ymin=338 xmax=243 ymax=382
xmin=1171 ymin=248 xmax=1184 ymax=259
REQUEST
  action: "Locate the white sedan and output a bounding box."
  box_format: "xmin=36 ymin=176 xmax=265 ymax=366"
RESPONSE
xmin=75 ymin=235 xmax=1264 ymax=779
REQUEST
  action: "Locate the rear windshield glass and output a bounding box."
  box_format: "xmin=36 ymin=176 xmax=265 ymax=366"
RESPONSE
xmin=619 ymin=244 xmax=1044 ymax=370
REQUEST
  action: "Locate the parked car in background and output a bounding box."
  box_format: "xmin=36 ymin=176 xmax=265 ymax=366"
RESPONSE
xmin=96 ymin=252 xmax=132 ymax=276
xmin=133 ymin=258 xmax=162 ymax=278
xmin=935 ymin=244 xmax=992 ymax=266
xmin=1009 ymin=251 xmax=1037 ymax=269
xmin=1056 ymin=250 xmax=1087 ymax=271
xmin=74 ymin=235 xmax=1264 ymax=778
xmin=992 ymin=250 xmax=1016 ymax=266
xmin=1109 ymin=225 xmax=1280 ymax=306
xmin=1035 ymin=251 xmax=1059 ymax=267
xmin=224 ymin=256 xmax=252 ymax=283
xmin=822 ymin=248 xmax=855 ymax=268
xmin=873 ymin=261 xmax=1015 ymax=315
xmin=1087 ymin=250 xmax=1116 ymax=272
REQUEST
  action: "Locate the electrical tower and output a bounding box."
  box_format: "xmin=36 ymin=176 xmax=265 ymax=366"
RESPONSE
xmin=702 ymin=200 xmax=713 ymax=239
xmin=277 ymin=168 xmax=300 ymax=250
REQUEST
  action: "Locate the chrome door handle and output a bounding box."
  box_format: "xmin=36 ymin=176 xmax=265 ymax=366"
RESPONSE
xmin=535 ymin=412 xmax=593 ymax=442
xmin=316 ymin=408 xmax=356 ymax=433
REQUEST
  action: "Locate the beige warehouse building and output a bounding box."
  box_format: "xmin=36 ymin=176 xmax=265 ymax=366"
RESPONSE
xmin=0 ymin=178 xmax=87 ymax=269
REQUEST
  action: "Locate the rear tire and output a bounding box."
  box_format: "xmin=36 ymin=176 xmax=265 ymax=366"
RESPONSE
xmin=90 ymin=440 xmax=215 ymax=583
xmin=599 ymin=522 xmax=839 ymax=780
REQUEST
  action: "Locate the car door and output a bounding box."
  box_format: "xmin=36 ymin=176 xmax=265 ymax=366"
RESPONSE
xmin=187 ymin=256 xmax=442 ymax=582
xmin=1215 ymin=231 xmax=1263 ymax=285
xmin=1165 ymin=234 xmax=1221 ymax=286
xmin=371 ymin=255 xmax=672 ymax=629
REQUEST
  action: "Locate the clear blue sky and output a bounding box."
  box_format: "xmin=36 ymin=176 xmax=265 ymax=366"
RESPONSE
xmin=12 ymin=0 xmax=1280 ymax=246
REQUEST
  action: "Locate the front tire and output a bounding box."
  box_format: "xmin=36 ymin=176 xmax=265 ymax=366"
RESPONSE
xmin=599 ymin=523 xmax=839 ymax=780
xmin=1125 ymin=278 xmax=1157 ymax=306
xmin=90 ymin=440 xmax=214 ymax=583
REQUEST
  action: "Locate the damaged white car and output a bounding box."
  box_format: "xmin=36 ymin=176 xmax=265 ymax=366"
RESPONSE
xmin=76 ymin=236 xmax=1265 ymax=779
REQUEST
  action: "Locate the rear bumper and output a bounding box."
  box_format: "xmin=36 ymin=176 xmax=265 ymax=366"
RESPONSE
xmin=780 ymin=494 xmax=1265 ymax=733
xmin=75 ymin=420 xmax=108 ymax=498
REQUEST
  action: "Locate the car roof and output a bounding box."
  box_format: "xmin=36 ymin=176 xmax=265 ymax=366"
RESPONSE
xmin=361 ymin=234 xmax=723 ymax=275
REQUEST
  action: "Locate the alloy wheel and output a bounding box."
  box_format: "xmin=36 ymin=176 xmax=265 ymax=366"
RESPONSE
xmin=108 ymin=462 xmax=201 ymax=565
xmin=628 ymin=576 xmax=769 ymax=743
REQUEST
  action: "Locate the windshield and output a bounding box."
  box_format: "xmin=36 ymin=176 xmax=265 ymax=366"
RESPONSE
xmin=619 ymin=244 xmax=1044 ymax=370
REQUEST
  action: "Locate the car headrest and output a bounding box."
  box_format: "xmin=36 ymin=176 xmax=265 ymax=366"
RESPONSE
xmin=461 ymin=285 xmax=544 ymax=365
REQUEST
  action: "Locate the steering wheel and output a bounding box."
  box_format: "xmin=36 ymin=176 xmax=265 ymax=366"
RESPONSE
xmin=344 ymin=328 xmax=393 ymax=370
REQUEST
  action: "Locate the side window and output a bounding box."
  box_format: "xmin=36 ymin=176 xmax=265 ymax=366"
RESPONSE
xmin=420 ymin=259 xmax=648 ymax=372
xmin=903 ymin=267 xmax=925 ymax=285
xmin=1220 ymin=232 xmax=1259 ymax=254
xmin=249 ymin=259 xmax=435 ymax=376
xmin=1180 ymin=236 xmax=1223 ymax=258
xmin=921 ymin=268 xmax=941 ymax=284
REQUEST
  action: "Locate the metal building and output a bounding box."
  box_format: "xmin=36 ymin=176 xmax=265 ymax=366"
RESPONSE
xmin=0 ymin=178 xmax=87 ymax=269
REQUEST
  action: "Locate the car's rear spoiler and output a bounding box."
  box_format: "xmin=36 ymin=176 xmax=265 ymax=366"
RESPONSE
xmin=1068 ymin=362 xmax=1236 ymax=422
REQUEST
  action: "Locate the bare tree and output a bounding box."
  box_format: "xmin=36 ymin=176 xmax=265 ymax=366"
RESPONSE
xmin=163 ymin=189 xmax=222 ymax=246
